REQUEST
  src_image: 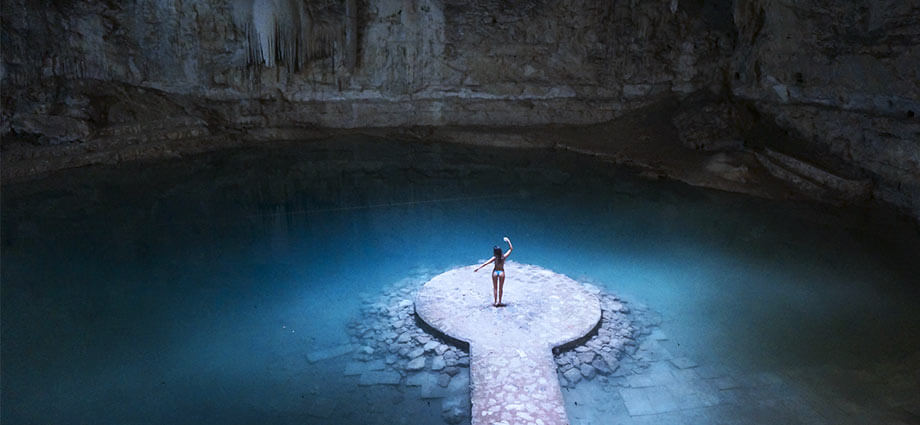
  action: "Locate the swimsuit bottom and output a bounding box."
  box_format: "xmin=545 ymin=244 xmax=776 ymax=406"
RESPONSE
xmin=493 ymin=270 xmax=504 ymax=276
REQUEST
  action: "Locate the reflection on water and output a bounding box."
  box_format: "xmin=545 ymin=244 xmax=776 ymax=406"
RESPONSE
xmin=2 ymin=137 xmax=919 ymax=424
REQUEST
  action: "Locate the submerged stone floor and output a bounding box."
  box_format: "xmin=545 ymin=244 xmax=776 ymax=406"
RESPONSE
xmin=415 ymin=262 xmax=602 ymax=425
xmin=560 ymin=329 xmax=920 ymax=425
xmin=308 ymin=263 xmax=918 ymax=425
xmin=317 ymin=265 xmax=633 ymax=424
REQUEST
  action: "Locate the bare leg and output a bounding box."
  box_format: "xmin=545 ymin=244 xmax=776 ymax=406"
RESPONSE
xmin=491 ymin=273 xmax=498 ymax=306
xmin=498 ymin=273 xmax=505 ymax=306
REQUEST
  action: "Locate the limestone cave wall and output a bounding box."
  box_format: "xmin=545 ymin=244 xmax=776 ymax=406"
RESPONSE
xmin=1 ymin=0 xmax=918 ymax=219
xmin=1 ymin=0 xmax=730 ymax=126
xmin=729 ymin=0 xmax=920 ymax=219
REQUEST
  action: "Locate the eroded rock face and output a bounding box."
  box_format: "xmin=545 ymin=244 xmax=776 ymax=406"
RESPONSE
xmin=0 ymin=0 xmax=730 ymax=124
xmin=1 ymin=0 xmax=918 ymax=219
xmin=729 ymin=0 xmax=920 ymax=217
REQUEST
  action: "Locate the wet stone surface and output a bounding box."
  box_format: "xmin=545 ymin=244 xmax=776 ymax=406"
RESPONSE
xmin=344 ymin=269 xmax=474 ymax=424
xmin=339 ymin=264 xmax=633 ymax=425
xmin=415 ymin=262 xmax=632 ymax=425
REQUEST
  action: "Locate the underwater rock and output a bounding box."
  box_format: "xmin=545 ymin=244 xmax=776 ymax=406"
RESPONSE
xmin=592 ymin=358 xmax=612 ymax=376
xmin=552 ymin=292 xmax=634 ymax=387
xmin=431 ymin=356 xmax=446 ymax=371
xmin=441 ymin=400 xmax=467 ymax=425
xmin=421 ymin=375 xmax=448 ymax=399
xmin=343 ymin=359 xmax=385 ymax=376
xmin=671 ymin=357 xmax=699 ymax=369
xmin=406 ymin=356 xmax=426 ymax=371
xmin=579 ymin=364 xmax=597 ymax=380
xmin=446 ymin=372 xmax=469 ymax=393
xmin=608 ymin=301 xmax=628 ymax=313
xmin=423 ymin=341 xmax=440 ymax=352
xmin=406 ymin=372 xmax=430 ymax=387
xmin=438 ymin=373 xmax=451 ymax=388
xmin=306 ymin=344 xmax=353 ymax=363
xmin=563 ymin=368 xmax=582 ymax=386
xmin=358 ymin=371 xmax=401 ymax=386
xmin=577 ymin=352 xmax=596 ymax=364
xmin=443 ymin=351 xmax=459 ymax=367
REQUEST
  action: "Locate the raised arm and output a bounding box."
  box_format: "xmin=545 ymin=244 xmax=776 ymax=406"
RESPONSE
xmin=473 ymin=256 xmax=496 ymax=272
xmin=503 ymin=237 xmax=513 ymax=259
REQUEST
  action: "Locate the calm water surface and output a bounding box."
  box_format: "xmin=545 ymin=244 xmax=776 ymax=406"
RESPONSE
xmin=3 ymin=138 xmax=918 ymax=424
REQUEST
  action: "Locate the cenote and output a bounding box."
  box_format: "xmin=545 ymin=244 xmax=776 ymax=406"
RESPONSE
xmin=2 ymin=138 xmax=918 ymax=424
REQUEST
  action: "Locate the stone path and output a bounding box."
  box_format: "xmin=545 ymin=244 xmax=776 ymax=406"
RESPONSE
xmin=415 ymin=262 xmax=601 ymax=425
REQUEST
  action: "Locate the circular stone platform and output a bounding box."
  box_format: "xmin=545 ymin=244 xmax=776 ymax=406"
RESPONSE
xmin=415 ymin=262 xmax=601 ymax=425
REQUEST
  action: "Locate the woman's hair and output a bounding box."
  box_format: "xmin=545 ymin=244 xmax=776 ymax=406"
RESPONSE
xmin=493 ymin=246 xmax=503 ymax=259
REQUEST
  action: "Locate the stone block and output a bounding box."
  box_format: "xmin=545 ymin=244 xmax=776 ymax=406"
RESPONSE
xmin=407 ymin=372 xmax=433 ymax=387
xmin=359 ymin=370 xmax=401 ymax=386
xmin=343 ymin=359 xmax=385 ymax=376
xmin=447 ymin=372 xmax=469 ymax=393
xmin=670 ymin=357 xmax=699 ymax=369
xmin=431 ymin=355 xmax=446 ymax=371
xmin=306 ymin=344 xmax=353 ymax=363
xmin=620 ymin=386 xmax=680 ymax=416
xmin=563 ymin=367 xmax=583 ymax=386
xmin=438 ymin=373 xmax=451 ymax=388
xmin=580 ymin=364 xmax=597 ymax=380
xmin=577 ymin=352 xmax=596 ymax=364
xmin=407 ymin=356 xmax=426 ymax=371
xmin=592 ymin=359 xmax=612 ymax=375
xmin=422 ymin=374 xmax=449 ymax=399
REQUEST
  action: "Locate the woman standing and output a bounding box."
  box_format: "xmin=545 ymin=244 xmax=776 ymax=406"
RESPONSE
xmin=474 ymin=237 xmax=513 ymax=307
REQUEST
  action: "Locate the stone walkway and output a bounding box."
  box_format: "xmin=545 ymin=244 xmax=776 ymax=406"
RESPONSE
xmin=415 ymin=262 xmax=601 ymax=425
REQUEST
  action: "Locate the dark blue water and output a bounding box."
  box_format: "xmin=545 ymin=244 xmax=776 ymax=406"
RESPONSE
xmin=3 ymin=137 xmax=919 ymax=424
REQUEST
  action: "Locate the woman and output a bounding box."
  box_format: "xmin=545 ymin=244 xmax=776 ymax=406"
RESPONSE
xmin=474 ymin=237 xmax=513 ymax=307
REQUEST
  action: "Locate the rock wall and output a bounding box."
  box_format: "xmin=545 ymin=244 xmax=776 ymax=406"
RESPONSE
xmin=1 ymin=0 xmax=918 ymax=219
xmin=729 ymin=0 xmax=920 ymax=218
xmin=1 ymin=0 xmax=730 ymax=128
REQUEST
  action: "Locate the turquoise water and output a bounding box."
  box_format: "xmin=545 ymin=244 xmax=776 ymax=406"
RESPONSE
xmin=2 ymin=138 xmax=919 ymax=424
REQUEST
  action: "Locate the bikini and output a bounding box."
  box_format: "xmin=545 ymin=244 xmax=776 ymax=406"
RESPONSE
xmin=493 ymin=257 xmax=504 ymax=276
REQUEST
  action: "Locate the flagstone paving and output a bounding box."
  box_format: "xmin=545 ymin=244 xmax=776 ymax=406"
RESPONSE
xmin=416 ymin=262 xmax=602 ymax=425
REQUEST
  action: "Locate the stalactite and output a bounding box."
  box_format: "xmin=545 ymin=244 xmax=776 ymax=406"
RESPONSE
xmin=233 ymin=0 xmax=349 ymax=74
